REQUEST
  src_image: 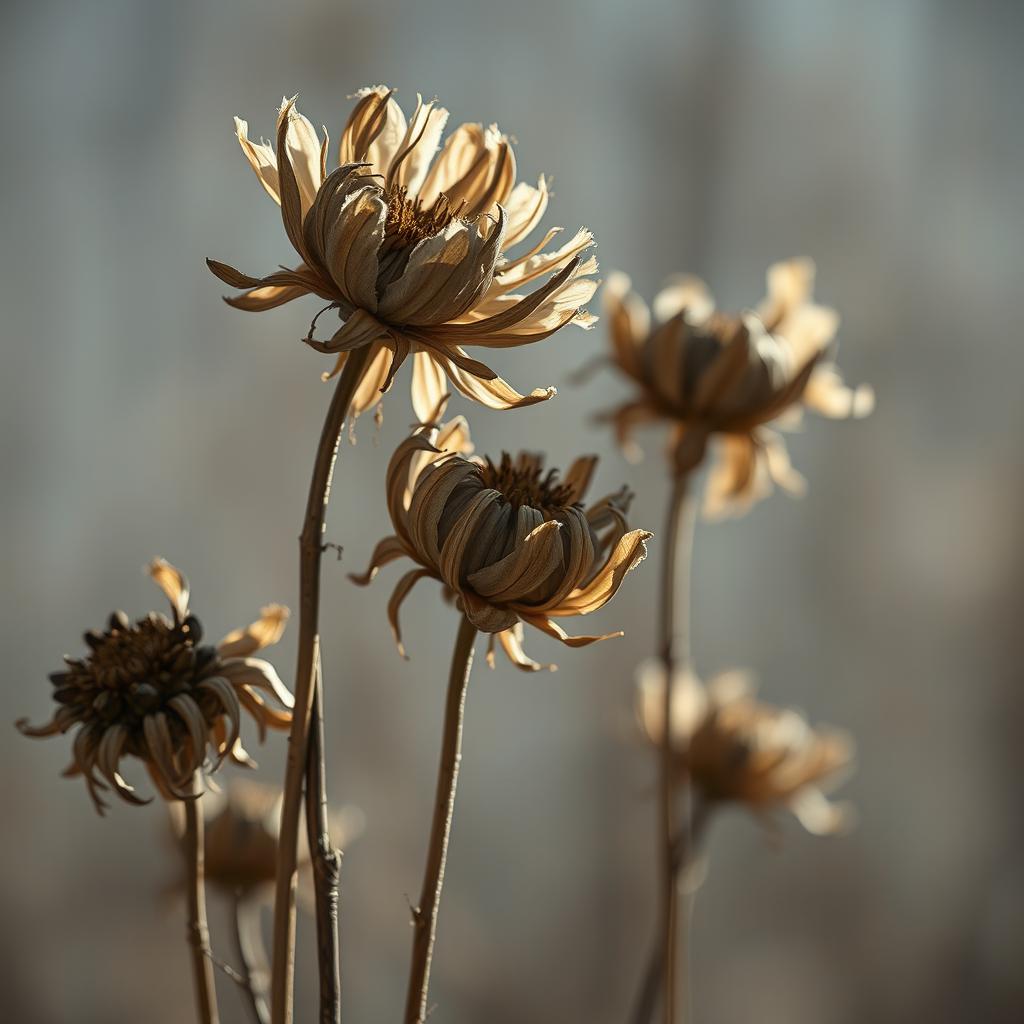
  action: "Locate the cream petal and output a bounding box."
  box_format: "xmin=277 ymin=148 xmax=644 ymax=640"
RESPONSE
xmin=653 ymin=274 xmax=715 ymax=323
xmin=502 ymin=176 xmax=549 ymax=249
xmin=234 ymin=117 xmax=281 ymax=204
xmin=276 ymin=98 xmax=323 ymax=215
xmin=147 ymin=558 xmax=189 ymax=621
xmin=411 ymin=351 xmax=448 ymax=423
xmin=339 ymin=85 xmax=397 ymax=169
xmin=219 ymin=658 xmax=295 ymax=710
xmin=434 ymin=355 xmax=555 ymax=410
xmin=365 ymin=94 xmax=408 ymax=178
xmin=390 ymin=96 xmax=450 ymax=195
xmin=217 ymin=604 xmax=289 ymax=658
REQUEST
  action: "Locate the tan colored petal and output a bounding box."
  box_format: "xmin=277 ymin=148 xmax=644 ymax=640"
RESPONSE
xmin=217 ymin=604 xmax=290 ymax=658
xmin=502 ymin=176 xmax=549 ymax=249
xmin=520 ymin=613 xmax=623 ymax=647
xmin=602 ymin=272 xmax=650 ymax=378
xmin=389 ymin=95 xmax=450 ymax=195
xmin=324 ymin=187 xmax=386 ymax=311
xmin=549 ymin=529 xmax=652 ymax=616
xmin=653 ymin=274 xmax=714 ymax=323
xmin=411 ymin=351 xmax=447 ymax=423
xmin=434 ymin=354 xmax=556 ymax=411
xmin=496 ymin=623 xmax=556 ymax=672
xmin=387 ymin=568 xmax=435 ymax=657
xmin=276 ymin=98 xmax=323 ymax=215
xmin=467 ymin=520 xmax=563 ymax=602
xmin=349 ymin=535 xmax=410 ymax=586
xmin=147 ymin=558 xmax=189 ymax=621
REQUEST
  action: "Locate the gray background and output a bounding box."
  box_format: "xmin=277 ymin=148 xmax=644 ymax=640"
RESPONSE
xmin=1 ymin=0 xmax=1021 ymax=1021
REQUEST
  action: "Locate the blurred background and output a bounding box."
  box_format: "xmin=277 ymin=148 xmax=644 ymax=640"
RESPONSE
xmin=2 ymin=0 xmax=1022 ymax=1021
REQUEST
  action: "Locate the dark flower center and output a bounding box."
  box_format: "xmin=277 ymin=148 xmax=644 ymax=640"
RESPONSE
xmin=481 ymin=453 xmax=577 ymax=511
xmin=50 ymin=612 xmax=220 ymax=743
xmin=381 ymin=184 xmax=466 ymax=254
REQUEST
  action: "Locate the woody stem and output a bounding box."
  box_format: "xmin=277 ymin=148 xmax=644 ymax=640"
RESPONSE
xmin=271 ymin=344 xmax=372 ymax=1024
xmin=404 ymin=613 xmax=477 ymax=1024
xmin=658 ymin=471 xmax=697 ymax=1024
xmin=184 ymin=770 xmax=220 ymax=1024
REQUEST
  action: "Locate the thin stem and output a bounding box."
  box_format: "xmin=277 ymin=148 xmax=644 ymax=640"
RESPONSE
xmin=184 ymin=771 xmax=220 ymax=1024
xmin=232 ymin=894 xmax=271 ymax=1024
xmin=306 ymin=639 xmax=344 ymax=1024
xmin=271 ymin=344 xmax=372 ymax=1024
xmin=630 ymin=803 xmax=710 ymax=1024
xmin=657 ymin=472 xmax=698 ymax=1024
xmin=404 ymin=613 xmax=477 ymax=1024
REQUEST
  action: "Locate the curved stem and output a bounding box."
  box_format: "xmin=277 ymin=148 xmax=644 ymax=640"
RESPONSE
xmin=184 ymin=771 xmax=220 ymax=1024
xmin=658 ymin=472 xmax=697 ymax=1024
xmin=404 ymin=613 xmax=477 ymax=1024
xmin=232 ymin=894 xmax=271 ymax=1024
xmin=306 ymin=640 xmax=344 ymax=1024
xmin=271 ymin=345 xmax=372 ymax=1024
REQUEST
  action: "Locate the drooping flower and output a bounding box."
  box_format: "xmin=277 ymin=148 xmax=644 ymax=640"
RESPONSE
xmin=167 ymin=778 xmax=364 ymax=896
xmin=600 ymin=258 xmax=873 ymax=516
xmin=636 ymin=663 xmax=854 ymax=835
xmin=351 ymin=403 xmax=652 ymax=670
xmin=17 ymin=560 xmax=293 ymax=813
xmin=209 ymin=87 xmax=598 ymax=419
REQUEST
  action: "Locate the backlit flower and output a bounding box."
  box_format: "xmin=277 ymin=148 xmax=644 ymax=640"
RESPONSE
xmin=351 ymin=404 xmax=652 ymax=670
xmin=601 ymin=258 xmax=873 ymax=515
xmin=209 ymin=87 xmax=598 ymax=419
xmin=636 ymin=663 xmax=854 ymax=835
xmin=168 ymin=778 xmax=364 ymax=895
xmin=17 ymin=560 xmax=293 ymax=813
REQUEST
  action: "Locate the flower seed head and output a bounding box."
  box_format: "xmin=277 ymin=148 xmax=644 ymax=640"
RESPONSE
xmin=17 ymin=560 xmax=293 ymax=814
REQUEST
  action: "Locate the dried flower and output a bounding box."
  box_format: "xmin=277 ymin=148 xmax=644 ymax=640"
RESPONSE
xmin=636 ymin=663 xmax=854 ymax=835
xmin=601 ymin=258 xmax=873 ymax=515
xmin=17 ymin=560 xmax=293 ymax=813
xmin=168 ymin=779 xmax=364 ymax=895
xmin=351 ymin=404 xmax=652 ymax=669
xmin=209 ymin=87 xmax=598 ymax=419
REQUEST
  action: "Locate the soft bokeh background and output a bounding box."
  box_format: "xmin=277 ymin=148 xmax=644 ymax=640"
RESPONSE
xmin=2 ymin=0 xmax=1021 ymax=1021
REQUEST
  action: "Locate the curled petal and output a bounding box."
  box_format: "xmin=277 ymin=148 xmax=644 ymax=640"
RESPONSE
xmin=433 ymin=354 xmax=555 ymax=411
xmin=147 ymin=558 xmax=189 ymax=621
xmin=198 ymin=677 xmax=242 ymax=765
xmin=16 ymin=707 xmax=75 ymax=737
xmin=226 ymin=280 xmax=311 ymax=312
xmin=142 ymin=713 xmax=192 ymax=799
xmin=219 ymin=658 xmax=295 ymax=711
xmin=349 ymin=535 xmax=410 ymax=585
xmin=653 ymin=274 xmax=714 ymax=323
xmin=788 ymin=787 xmax=854 ymax=836
xmin=467 ymin=520 xmax=563 ymax=602
xmin=520 ymin=614 xmax=623 ymax=648
xmin=234 ymin=116 xmax=281 ymax=203
xmin=168 ymin=694 xmax=210 ymax=767
xmin=503 ymin=176 xmax=549 ymax=249
xmin=217 ymin=604 xmax=290 ymax=659
xmin=550 ymin=530 xmax=653 ymax=616
xmin=496 ymin=623 xmax=556 ymax=672
xmin=387 ymin=568 xmax=435 ymax=658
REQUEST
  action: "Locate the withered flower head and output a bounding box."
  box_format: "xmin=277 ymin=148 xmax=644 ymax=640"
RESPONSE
xmin=602 ymin=258 xmax=874 ymax=516
xmin=168 ymin=778 xmax=364 ymax=895
xmin=209 ymin=86 xmax=598 ymax=419
xmin=351 ymin=403 xmax=652 ymax=670
xmin=18 ymin=560 xmax=293 ymax=814
xmin=636 ymin=663 xmax=855 ymax=835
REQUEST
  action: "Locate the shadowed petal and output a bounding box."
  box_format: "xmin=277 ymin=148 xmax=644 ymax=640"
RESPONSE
xmin=217 ymin=604 xmax=290 ymax=658
xmin=349 ymin=535 xmax=410 ymax=585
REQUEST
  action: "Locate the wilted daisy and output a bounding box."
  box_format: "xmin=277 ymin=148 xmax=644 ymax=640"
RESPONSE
xmin=601 ymin=258 xmax=873 ymax=515
xmin=351 ymin=404 xmax=652 ymax=669
xmin=167 ymin=779 xmax=364 ymax=896
xmin=209 ymin=86 xmax=598 ymax=419
xmin=17 ymin=560 xmax=293 ymax=813
xmin=636 ymin=663 xmax=854 ymax=835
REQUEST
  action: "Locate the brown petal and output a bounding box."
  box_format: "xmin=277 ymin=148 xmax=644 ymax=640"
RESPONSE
xmin=349 ymin=535 xmax=410 ymax=585
xmin=467 ymin=520 xmax=563 ymax=602
xmin=387 ymin=568 xmax=435 ymax=658
xmin=497 ymin=623 xmax=556 ymax=672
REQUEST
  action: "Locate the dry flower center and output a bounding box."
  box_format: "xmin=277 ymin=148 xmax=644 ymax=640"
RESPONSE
xmin=52 ymin=613 xmax=220 ymax=743
xmin=382 ymin=184 xmax=466 ymax=253
xmin=481 ymin=453 xmax=577 ymax=511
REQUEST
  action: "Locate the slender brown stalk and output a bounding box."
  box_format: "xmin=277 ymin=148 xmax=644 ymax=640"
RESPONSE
xmin=184 ymin=771 xmax=220 ymax=1024
xmin=232 ymin=894 xmax=271 ymax=1024
xmin=271 ymin=344 xmax=372 ymax=1024
xmin=657 ymin=471 xmax=697 ymax=1024
xmin=306 ymin=639 xmax=344 ymax=1024
xmin=630 ymin=803 xmax=710 ymax=1024
xmin=404 ymin=613 xmax=477 ymax=1024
